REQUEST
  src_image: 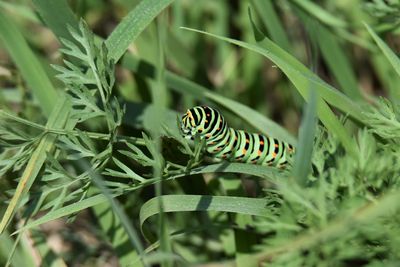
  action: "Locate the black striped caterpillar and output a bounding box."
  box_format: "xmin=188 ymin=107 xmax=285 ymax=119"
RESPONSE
xmin=180 ymin=106 xmax=295 ymax=168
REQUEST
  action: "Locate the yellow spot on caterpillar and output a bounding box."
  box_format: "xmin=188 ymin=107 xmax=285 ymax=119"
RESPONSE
xmin=242 ymin=149 xmax=247 ymax=154
xmin=272 ymin=152 xmax=277 ymax=158
xmin=257 ymin=150 xmax=262 ymax=156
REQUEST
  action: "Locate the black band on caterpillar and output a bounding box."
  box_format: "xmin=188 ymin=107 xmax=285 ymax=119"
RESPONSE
xmin=181 ymin=106 xmax=295 ymax=167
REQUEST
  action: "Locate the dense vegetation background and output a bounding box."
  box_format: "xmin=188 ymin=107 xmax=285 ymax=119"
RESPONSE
xmin=1 ymin=0 xmax=400 ymax=266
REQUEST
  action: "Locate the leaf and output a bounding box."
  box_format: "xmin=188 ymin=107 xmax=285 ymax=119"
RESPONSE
xmin=299 ymin=14 xmax=362 ymax=100
xmin=139 ymin=195 xmax=274 ymax=242
xmin=107 ymin=157 xmax=147 ymax=182
xmin=0 ymin=9 xmax=58 ymax=116
xmin=32 ymin=0 xmax=79 ymax=41
xmin=290 ymin=0 xmax=347 ymax=28
xmin=78 ymin=161 xmax=146 ymax=265
xmin=105 ymin=0 xmax=175 ymax=62
xmin=365 ymin=22 xmax=400 ymax=79
xmin=292 ymin=90 xmax=318 ymax=186
xmin=251 ymin=0 xmax=291 ymax=52
xmin=0 ymin=96 xmax=71 ymax=234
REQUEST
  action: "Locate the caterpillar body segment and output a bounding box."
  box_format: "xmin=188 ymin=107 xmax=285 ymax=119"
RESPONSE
xmin=181 ymin=106 xmax=295 ymax=167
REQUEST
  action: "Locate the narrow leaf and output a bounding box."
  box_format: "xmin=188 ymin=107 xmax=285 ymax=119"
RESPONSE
xmin=140 ymin=195 xmax=273 ymax=242
xmin=365 ymin=23 xmax=400 ymax=79
xmin=105 ymin=0 xmax=175 ymax=61
xmin=0 ymin=9 xmax=58 ymax=116
xmin=0 ymin=96 xmax=70 ymax=234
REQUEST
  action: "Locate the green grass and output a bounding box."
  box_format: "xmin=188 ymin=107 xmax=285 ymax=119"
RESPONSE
xmin=1 ymin=0 xmax=400 ymax=266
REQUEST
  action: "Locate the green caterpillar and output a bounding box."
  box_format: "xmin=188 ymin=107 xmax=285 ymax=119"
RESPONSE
xmin=180 ymin=106 xmax=295 ymax=168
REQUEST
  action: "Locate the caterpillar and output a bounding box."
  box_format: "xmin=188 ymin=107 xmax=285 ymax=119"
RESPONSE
xmin=180 ymin=106 xmax=295 ymax=168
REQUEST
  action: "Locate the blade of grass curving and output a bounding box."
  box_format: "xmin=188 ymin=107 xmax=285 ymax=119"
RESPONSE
xmin=299 ymin=13 xmax=362 ymax=100
xmin=14 ymin=194 xmax=110 ymax=234
xmin=16 ymin=162 xmax=284 ymax=233
xmin=365 ymin=23 xmax=400 ymax=79
xmin=247 ymin=9 xmax=362 ymax=119
xmin=245 ymin=9 xmax=363 ymax=121
xmin=180 ymin=24 xmax=357 ymax=155
xmin=251 ymin=0 xmax=291 ymax=52
xmin=292 ymin=90 xmax=317 ymax=186
xmin=105 ymin=0 xmax=175 ymax=62
xmin=122 ymin=56 xmax=297 ymax=145
xmin=32 ymin=0 xmax=79 ymax=41
xmin=289 ymin=0 xmax=347 ymax=28
xmin=371 ymin=54 xmax=400 ymax=100
xmin=0 ymin=9 xmax=58 ymax=116
xmin=139 ymin=195 xmax=273 ymax=242
xmin=0 ymin=96 xmax=70 ymax=234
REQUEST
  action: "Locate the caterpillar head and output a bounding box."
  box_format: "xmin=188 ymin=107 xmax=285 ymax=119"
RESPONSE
xmin=180 ymin=106 xmax=209 ymax=140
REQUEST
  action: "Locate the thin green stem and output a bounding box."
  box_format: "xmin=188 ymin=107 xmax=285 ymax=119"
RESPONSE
xmin=0 ymin=110 xmax=145 ymax=145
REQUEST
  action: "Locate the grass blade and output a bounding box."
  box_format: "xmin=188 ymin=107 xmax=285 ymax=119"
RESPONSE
xmin=0 ymin=96 xmax=70 ymax=234
xmin=365 ymin=23 xmax=400 ymax=79
xmin=298 ymin=13 xmax=362 ymax=100
xmin=251 ymin=0 xmax=291 ymax=52
xmin=292 ymin=90 xmax=317 ymax=186
xmin=0 ymin=9 xmax=58 ymax=116
xmin=140 ymin=195 xmax=273 ymax=242
xmin=79 ymin=161 xmax=146 ymax=267
xmin=105 ymin=0 xmax=175 ymax=62
xmin=290 ymin=0 xmax=347 ymax=28
xmin=32 ymin=0 xmax=79 ymax=41
xmin=182 ymin=30 xmax=354 ymax=120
